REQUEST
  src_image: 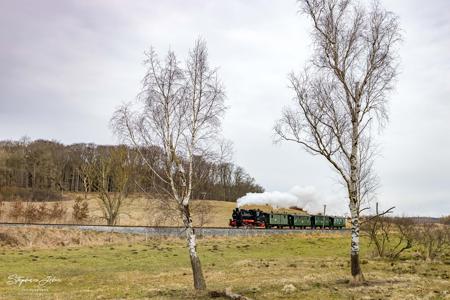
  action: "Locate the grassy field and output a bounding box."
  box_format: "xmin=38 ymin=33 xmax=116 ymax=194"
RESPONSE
xmin=0 ymin=193 xmax=309 ymax=227
xmin=0 ymin=227 xmax=449 ymax=299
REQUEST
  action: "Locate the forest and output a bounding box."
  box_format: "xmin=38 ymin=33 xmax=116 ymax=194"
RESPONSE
xmin=0 ymin=138 xmax=263 ymax=202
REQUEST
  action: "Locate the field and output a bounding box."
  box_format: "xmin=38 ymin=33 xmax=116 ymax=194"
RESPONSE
xmin=0 ymin=227 xmax=449 ymax=300
xmin=0 ymin=194 xmax=308 ymax=227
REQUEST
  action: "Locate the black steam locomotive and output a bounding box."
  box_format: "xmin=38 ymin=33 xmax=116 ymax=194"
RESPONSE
xmin=229 ymin=208 xmax=346 ymax=229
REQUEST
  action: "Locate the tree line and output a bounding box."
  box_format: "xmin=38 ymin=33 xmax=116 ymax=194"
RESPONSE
xmin=0 ymin=138 xmax=263 ymax=202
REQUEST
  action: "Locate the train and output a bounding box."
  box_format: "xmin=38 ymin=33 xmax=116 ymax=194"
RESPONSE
xmin=229 ymin=208 xmax=346 ymax=229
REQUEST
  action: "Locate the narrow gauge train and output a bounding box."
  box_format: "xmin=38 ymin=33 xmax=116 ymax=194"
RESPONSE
xmin=229 ymin=208 xmax=346 ymax=229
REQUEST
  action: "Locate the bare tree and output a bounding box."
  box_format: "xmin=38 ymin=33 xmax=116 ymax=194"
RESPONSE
xmin=93 ymin=146 xmax=132 ymax=226
xmin=275 ymin=0 xmax=401 ymax=283
xmin=414 ymin=223 xmax=449 ymax=261
xmin=112 ymin=39 xmax=226 ymax=290
xmin=79 ymin=144 xmax=96 ymax=199
xmin=191 ymin=200 xmax=214 ymax=228
xmin=362 ymin=215 xmax=415 ymax=260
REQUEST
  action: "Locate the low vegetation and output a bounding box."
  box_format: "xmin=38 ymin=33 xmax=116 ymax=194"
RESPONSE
xmin=0 ymin=194 xmax=310 ymax=227
xmin=362 ymin=216 xmax=450 ymax=261
xmin=0 ymin=228 xmax=448 ymax=299
xmin=72 ymin=197 xmax=89 ymax=223
xmin=0 ymin=194 xmax=239 ymax=227
xmin=3 ymin=200 xmax=66 ymax=223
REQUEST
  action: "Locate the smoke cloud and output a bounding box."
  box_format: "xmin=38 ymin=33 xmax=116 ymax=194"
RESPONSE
xmin=236 ymin=185 xmax=323 ymax=213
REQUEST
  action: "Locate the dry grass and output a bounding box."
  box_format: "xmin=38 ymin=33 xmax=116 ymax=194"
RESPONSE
xmin=0 ymin=193 xmax=312 ymax=227
xmin=0 ymin=226 xmax=147 ymax=249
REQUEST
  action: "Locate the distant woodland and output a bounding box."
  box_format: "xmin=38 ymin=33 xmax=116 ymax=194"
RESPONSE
xmin=0 ymin=138 xmax=263 ymax=202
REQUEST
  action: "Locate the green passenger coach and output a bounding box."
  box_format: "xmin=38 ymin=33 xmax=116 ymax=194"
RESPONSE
xmin=312 ymin=215 xmax=332 ymax=228
xmin=331 ymin=217 xmax=346 ymax=228
xmin=289 ymin=215 xmax=312 ymax=228
xmin=265 ymin=213 xmax=289 ymax=228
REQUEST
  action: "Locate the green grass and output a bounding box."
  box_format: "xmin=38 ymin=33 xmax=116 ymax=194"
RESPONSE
xmin=0 ymin=233 xmax=449 ymax=299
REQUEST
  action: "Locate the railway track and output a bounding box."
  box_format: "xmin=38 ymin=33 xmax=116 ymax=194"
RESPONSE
xmin=0 ymin=222 xmax=349 ymax=237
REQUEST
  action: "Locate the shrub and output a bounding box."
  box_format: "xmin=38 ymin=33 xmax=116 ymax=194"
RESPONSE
xmin=414 ymin=224 xmax=449 ymax=260
xmin=362 ymin=216 xmax=416 ymax=260
xmin=37 ymin=202 xmax=47 ymax=219
xmin=441 ymin=215 xmax=450 ymax=226
xmin=0 ymin=232 xmax=19 ymax=247
xmin=8 ymin=201 xmax=24 ymax=220
xmin=72 ymin=197 xmax=89 ymax=222
xmin=47 ymin=202 xmax=67 ymax=221
xmin=23 ymin=202 xmax=41 ymax=223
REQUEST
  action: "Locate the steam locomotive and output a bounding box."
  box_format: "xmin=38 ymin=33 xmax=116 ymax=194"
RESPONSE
xmin=229 ymin=208 xmax=346 ymax=229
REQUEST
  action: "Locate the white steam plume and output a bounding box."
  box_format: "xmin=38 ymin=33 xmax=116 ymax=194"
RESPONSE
xmin=236 ymin=185 xmax=323 ymax=213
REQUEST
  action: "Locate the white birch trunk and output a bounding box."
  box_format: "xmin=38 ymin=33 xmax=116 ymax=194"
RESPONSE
xmin=349 ymin=201 xmax=363 ymax=282
xmin=349 ymin=112 xmax=364 ymax=283
xmin=181 ymin=202 xmax=206 ymax=290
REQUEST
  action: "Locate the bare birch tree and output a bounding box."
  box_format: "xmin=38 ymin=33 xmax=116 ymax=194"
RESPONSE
xmin=275 ymin=0 xmax=401 ymax=283
xmin=79 ymin=144 xmax=96 ymax=199
xmin=112 ymin=39 xmax=225 ymax=290
xmin=93 ymin=146 xmax=132 ymax=226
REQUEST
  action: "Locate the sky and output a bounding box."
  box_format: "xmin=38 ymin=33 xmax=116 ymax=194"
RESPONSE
xmin=0 ymin=0 xmax=449 ymax=216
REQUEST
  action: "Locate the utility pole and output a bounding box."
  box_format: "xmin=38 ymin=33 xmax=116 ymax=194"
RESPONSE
xmin=323 ymin=204 xmax=326 ymax=230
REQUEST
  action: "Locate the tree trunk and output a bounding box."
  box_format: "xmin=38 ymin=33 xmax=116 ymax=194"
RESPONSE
xmin=349 ymin=114 xmax=364 ymax=284
xmin=83 ymin=177 xmax=88 ymax=199
xmin=76 ymin=169 xmax=80 ymax=192
xmin=350 ymin=203 xmax=364 ymax=283
xmin=181 ymin=203 xmax=206 ymax=290
xmin=32 ymin=165 xmax=36 ymax=191
xmin=107 ymin=217 xmax=115 ymax=226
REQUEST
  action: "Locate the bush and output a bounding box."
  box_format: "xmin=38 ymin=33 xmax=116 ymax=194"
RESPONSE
xmin=414 ymin=224 xmax=450 ymax=260
xmin=364 ymin=215 xmax=450 ymax=261
xmin=47 ymin=202 xmax=67 ymax=221
xmin=7 ymin=200 xmax=67 ymax=223
xmin=23 ymin=202 xmax=41 ymax=222
xmin=8 ymin=201 xmax=24 ymax=220
xmin=441 ymin=215 xmax=450 ymax=226
xmin=362 ymin=216 xmax=416 ymax=260
xmin=72 ymin=197 xmax=89 ymax=222
xmin=0 ymin=232 xmax=19 ymax=247
xmin=37 ymin=202 xmax=47 ymax=218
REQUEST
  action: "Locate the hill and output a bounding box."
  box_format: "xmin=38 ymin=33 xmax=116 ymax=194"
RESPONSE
xmin=0 ymin=194 xmax=312 ymax=227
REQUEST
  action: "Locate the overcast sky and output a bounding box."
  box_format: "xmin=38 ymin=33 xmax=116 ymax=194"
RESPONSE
xmin=1 ymin=0 xmax=449 ymax=216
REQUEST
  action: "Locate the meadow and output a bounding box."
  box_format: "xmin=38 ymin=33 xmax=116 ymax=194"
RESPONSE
xmin=0 ymin=193 xmax=306 ymax=227
xmin=0 ymin=227 xmax=449 ymax=300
